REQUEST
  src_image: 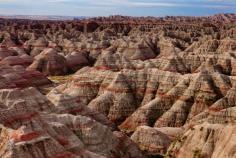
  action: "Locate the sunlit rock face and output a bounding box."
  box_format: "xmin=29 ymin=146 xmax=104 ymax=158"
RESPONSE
xmin=0 ymin=87 xmax=145 ymax=158
xmin=0 ymin=13 xmax=235 ymax=158
xmin=166 ymin=123 xmax=236 ymax=158
xmin=28 ymin=48 xmax=68 ymax=76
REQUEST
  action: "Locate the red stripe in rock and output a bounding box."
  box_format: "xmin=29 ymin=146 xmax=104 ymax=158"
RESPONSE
xmin=3 ymin=112 xmax=38 ymax=126
xmin=50 ymin=152 xmax=74 ymax=158
xmin=10 ymin=131 xmax=41 ymax=142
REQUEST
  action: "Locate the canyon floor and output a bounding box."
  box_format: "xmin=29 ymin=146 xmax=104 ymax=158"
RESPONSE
xmin=0 ymin=13 xmax=236 ymax=158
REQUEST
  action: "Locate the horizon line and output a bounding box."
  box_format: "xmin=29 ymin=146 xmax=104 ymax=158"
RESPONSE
xmin=0 ymin=12 xmax=235 ymax=18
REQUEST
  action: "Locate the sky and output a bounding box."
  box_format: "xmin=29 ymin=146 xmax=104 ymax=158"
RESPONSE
xmin=0 ymin=0 xmax=235 ymax=17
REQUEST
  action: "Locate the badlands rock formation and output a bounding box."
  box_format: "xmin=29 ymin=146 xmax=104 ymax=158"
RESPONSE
xmin=0 ymin=13 xmax=235 ymax=158
xmin=28 ymin=48 xmax=68 ymax=75
xmin=0 ymin=87 xmax=145 ymax=158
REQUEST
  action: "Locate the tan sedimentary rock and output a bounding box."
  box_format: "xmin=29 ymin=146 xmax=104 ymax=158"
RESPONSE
xmin=0 ymin=64 xmax=51 ymax=89
xmin=131 ymin=126 xmax=183 ymax=157
xmin=0 ymin=46 xmax=17 ymax=60
xmin=66 ymin=51 xmax=90 ymax=72
xmin=1 ymin=55 xmax=33 ymax=67
xmin=28 ymin=48 xmax=68 ymax=76
xmin=0 ymin=87 xmax=145 ymax=158
xmin=166 ymin=123 xmax=236 ymax=158
xmin=131 ymin=126 xmax=172 ymax=156
xmin=0 ymin=13 xmax=236 ymax=157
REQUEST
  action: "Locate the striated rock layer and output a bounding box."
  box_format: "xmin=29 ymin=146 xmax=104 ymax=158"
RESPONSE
xmin=0 ymin=87 xmax=145 ymax=158
xmin=0 ymin=13 xmax=236 ymax=158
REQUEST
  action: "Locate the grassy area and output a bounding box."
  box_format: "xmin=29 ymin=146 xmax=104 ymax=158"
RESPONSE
xmin=48 ymin=74 xmax=73 ymax=84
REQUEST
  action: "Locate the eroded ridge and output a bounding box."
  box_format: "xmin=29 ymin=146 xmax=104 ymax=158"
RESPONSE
xmin=0 ymin=14 xmax=235 ymax=158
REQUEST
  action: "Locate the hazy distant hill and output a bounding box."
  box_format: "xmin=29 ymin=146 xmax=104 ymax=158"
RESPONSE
xmin=0 ymin=15 xmax=88 ymax=20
